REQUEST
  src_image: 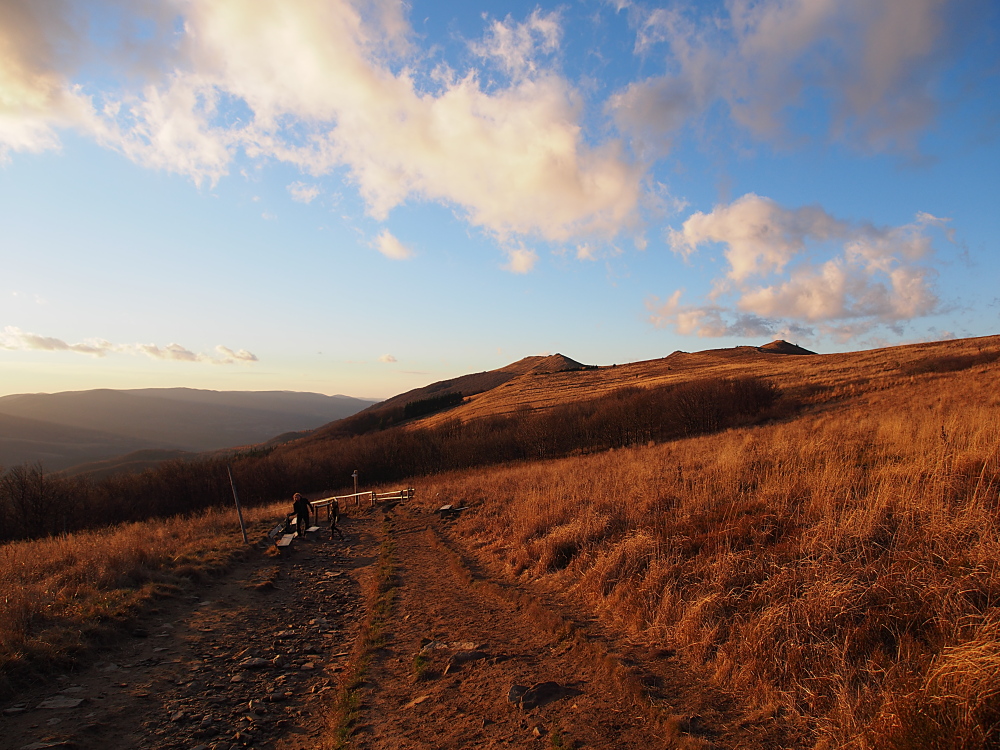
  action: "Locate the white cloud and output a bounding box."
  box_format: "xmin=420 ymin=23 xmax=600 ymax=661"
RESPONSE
xmin=1 ymin=1 xmax=643 ymax=247
xmin=373 ymin=229 xmax=414 ymax=260
xmin=652 ymin=195 xmax=948 ymax=339
xmin=669 ymin=194 xmax=846 ymax=281
xmin=503 ymin=245 xmax=538 ymax=274
xmin=378 ymin=354 xmax=396 ymax=363
xmin=0 ymin=327 xmax=111 ymax=356
xmin=470 ymin=9 xmax=562 ymax=80
xmin=215 ymin=345 xmax=259 ymax=364
xmin=614 ymin=0 xmax=971 ymax=154
xmin=647 ymin=291 xmax=781 ymax=338
xmin=0 ymin=326 xmax=257 ymax=365
xmin=287 ymin=181 xmax=321 ymax=203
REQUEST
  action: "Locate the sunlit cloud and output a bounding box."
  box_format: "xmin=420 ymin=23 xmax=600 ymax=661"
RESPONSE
xmin=650 ymin=196 xmax=948 ymax=339
xmin=0 ymin=326 xmax=257 ymax=365
xmin=0 ymin=1 xmax=644 ymax=250
xmin=378 ymin=354 xmax=397 ymax=363
xmin=287 ymin=181 xmax=321 ymax=204
xmin=470 ymin=8 xmax=562 ymax=80
xmin=503 ymin=245 xmax=538 ymax=274
xmin=215 ymin=345 xmax=259 ymax=364
xmin=373 ymin=229 xmax=414 ymax=260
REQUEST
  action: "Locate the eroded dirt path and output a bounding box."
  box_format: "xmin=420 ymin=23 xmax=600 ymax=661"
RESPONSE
xmin=1 ymin=515 xmax=377 ymax=750
xmin=347 ymin=504 xmax=715 ymax=749
xmin=352 ymin=514 xmax=658 ymax=747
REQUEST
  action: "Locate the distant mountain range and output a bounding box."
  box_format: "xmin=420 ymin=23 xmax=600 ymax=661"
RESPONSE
xmin=0 ymin=388 xmax=376 ymax=472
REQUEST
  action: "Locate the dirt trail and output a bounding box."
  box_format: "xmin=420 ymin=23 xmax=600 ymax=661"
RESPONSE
xmin=2 ymin=501 xmax=797 ymax=749
xmin=352 ymin=503 xmax=798 ymax=750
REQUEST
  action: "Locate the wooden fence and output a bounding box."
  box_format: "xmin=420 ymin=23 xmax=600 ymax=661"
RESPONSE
xmin=309 ymin=487 xmax=415 ymax=519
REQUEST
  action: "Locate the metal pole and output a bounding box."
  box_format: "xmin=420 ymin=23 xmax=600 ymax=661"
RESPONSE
xmin=228 ymin=466 xmax=249 ymax=544
xmin=353 ymin=470 xmax=358 ymax=506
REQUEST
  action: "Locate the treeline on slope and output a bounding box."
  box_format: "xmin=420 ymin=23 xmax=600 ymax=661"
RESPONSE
xmin=297 ymin=390 xmax=466 ymax=441
xmin=403 ymin=392 xmax=464 ymax=420
xmin=0 ymin=376 xmax=783 ymax=542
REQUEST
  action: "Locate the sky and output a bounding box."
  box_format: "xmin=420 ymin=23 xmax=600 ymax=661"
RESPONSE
xmin=1 ymin=0 xmax=998 ymax=401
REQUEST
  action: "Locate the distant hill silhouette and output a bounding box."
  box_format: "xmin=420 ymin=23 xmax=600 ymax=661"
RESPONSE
xmin=758 ymin=340 xmax=816 ymax=355
xmin=0 ymin=388 xmax=375 ymax=471
xmin=56 ymin=449 xmax=200 ymax=481
xmin=0 ymin=412 xmax=161 ymax=471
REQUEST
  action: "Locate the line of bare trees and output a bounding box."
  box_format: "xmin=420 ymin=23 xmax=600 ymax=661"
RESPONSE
xmin=0 ymin=376 xmax=785 ymax=543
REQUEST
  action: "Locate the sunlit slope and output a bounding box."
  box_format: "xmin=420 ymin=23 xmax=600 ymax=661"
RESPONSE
xmin=306 ymin=353 xmax=588 ymax=441
xmin=412 ymin=335 xmax=1000 ymax=429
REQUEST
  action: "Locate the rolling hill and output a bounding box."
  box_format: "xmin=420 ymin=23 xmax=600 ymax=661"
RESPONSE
xmin=0 ymin=388 xmax=375 ymax=472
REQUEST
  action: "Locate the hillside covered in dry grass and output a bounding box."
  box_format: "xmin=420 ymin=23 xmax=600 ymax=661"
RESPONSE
xmin=410 ymin=335 xmax=1000 ymax=748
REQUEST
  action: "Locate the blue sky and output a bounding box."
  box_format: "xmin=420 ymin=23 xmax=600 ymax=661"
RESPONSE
xmin=1 ymin=0 xmax=998 ymax=400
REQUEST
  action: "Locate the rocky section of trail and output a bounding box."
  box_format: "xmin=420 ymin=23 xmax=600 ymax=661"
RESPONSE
xmin=0 ymin=516 xmax=378 ymax=750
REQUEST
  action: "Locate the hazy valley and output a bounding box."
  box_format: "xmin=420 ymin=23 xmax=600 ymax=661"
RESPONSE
xmin=0 ymin=388 xmax=376 ymax=473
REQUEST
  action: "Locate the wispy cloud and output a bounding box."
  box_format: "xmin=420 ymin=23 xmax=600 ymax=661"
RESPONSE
xmin=649 ymin=195 xmax=949 ymax=340
xmin=0 ymin=327 xmax=257 ymax=365
xmin=504 ymin=245 xmax=538 ymax=274
xmin=470 ymin=9 xmax=562 ymax=80
xmin=374 ymin=229 xmax=414 ymax=260
xmin=614 ymin=0 xmax=978 ymax=154
xmin=378 ymin=354 xmax=397 ymax=363
xmin=287 ymin=181 xmax=321 ymax=204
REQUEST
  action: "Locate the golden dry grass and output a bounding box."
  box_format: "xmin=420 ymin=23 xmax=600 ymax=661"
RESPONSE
xmin=0 ymin=500 xmax=285 ymax=694
xmin=415 ymin=347 xmax=1000 ymax=747
xmin=415 ymin=334 xmax=1000 ymax=428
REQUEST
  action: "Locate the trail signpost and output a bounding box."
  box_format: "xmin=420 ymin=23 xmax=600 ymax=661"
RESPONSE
xmin=228 ymin=466 xmax=249 ymax=544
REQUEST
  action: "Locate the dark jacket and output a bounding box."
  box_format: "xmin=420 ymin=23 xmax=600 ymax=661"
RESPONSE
xmin=293 ymin=496 xmax=310 ymax=521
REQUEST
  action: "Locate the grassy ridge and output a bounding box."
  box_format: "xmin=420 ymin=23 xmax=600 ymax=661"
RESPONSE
xmin=417 ymin=358 xmax=1000 ymax=747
